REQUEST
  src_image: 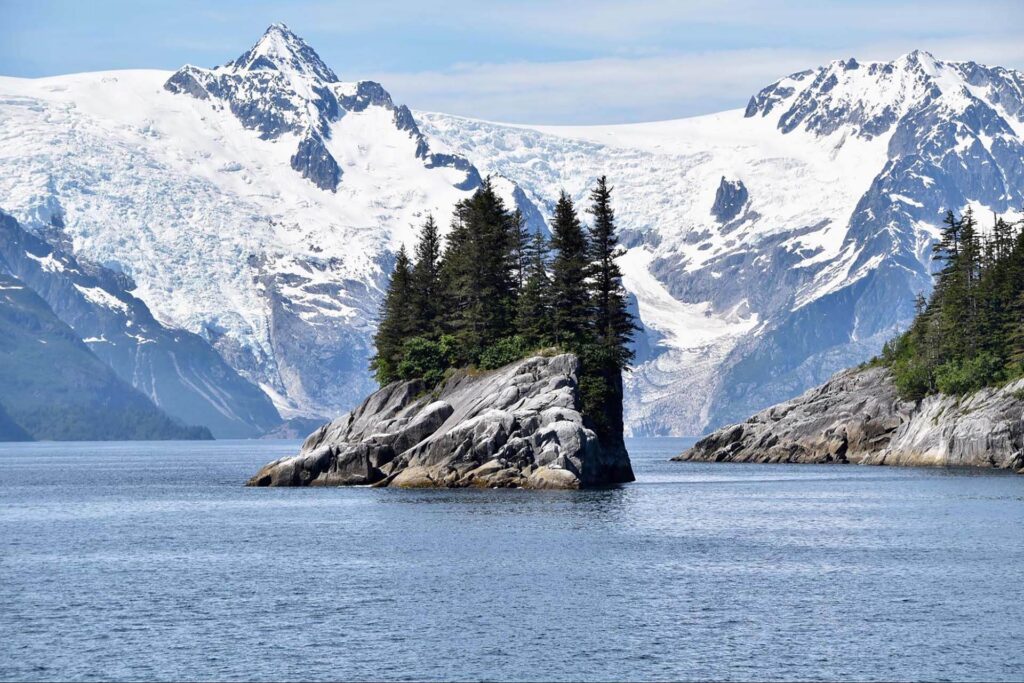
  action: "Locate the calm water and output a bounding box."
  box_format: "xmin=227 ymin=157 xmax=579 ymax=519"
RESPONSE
xmin=2 ymin=438 xmax=1023 ymax=682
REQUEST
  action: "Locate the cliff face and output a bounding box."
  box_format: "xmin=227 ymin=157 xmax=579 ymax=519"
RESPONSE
xmin=247 ymin=354 xmax=635 ymax=489
xmin=675 ymin=366 xmax=1024 ymax=472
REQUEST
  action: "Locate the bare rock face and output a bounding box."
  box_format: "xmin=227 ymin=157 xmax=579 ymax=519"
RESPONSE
xmin=247 ymin=353 xmax=635 ymax=489
xmin=675 ymin=365 xmax=1024 ymax=472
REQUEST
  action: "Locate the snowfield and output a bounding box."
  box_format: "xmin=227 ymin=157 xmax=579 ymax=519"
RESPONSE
xmin=1 ymin=26 xmax=1022 ymax=435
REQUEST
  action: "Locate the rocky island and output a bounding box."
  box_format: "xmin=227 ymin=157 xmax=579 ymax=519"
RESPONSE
xmin=249 ymin=176 xmax=638 ymax=489
xmin=248 ymin=353 xmax=633 ymax=488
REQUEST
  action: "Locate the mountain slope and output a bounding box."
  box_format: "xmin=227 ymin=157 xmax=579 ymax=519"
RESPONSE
xmin=1 ymin=31 xmax=1022 ymax=435
xmin=0 ymin=272 xmax=211 ymax=440
xmin=0 ymin=211 xmax=281 ymax=438
xmin=0 ymin=24 xmax=540 ymax=422
xmin=419 ymin=50 xmax=1024 ymax=434
xmin=0 ymin=401 xmax=31 ymax=441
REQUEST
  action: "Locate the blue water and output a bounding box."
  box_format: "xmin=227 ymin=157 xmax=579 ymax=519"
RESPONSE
xmin=2 ymin=438 xmax=1023 ymax=682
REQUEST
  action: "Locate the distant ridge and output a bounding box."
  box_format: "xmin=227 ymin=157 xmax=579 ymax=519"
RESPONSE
xmin=0 ymin=272 xmax=212 ymax=441
xmin=0 ymin=33 xmax=1022 ymax=435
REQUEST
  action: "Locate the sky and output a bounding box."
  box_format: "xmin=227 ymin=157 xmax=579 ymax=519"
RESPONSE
xmin=1 ymin=0 xmax=1022 ymax=124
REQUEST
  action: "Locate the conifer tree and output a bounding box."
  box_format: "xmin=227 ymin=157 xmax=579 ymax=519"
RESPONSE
xmin=410 ymin=214 xmax=442 ymax=336
xmin=587 ymin=175 xmax=636 ymax=370
xmin=549 ymin=191 xmax=592 ymax=348
xmin=438 ymin=178 xmax=518 ymax=358
xmin=511 ymin=209 xmax=531 ymax=291
xmin=370 ymin=245 xmax=415 ymax=384
xmin=885 ymin=210 xmax=1024 ymax=399
xmin=516 ymin=229 xmax=553 ymax=347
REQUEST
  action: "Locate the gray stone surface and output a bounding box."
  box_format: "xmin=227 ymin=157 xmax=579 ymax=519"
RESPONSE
xmin=710 ymin=177 xmax=748 ymax=223
xmin=675 ymin=365 xmax=1024 ymax=472
xmin=248 ymin=353 xmax=635 ymax=488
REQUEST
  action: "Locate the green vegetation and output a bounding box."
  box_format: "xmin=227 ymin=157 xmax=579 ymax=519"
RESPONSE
xmin=371 ymin=176 xmax=636 ymax=442
xmin=881 ymin=209 xmax=1024 ymax=400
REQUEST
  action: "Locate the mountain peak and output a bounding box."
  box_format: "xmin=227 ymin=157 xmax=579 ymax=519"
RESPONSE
xmin=898 ymin=48 xmax=940 ymax=73
xmin=228 ymin=23 xmax=338 ymax=83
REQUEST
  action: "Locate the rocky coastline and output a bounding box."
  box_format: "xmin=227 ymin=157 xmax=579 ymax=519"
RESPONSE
xmin=675 ymin=366 xmax=1024 ymax=472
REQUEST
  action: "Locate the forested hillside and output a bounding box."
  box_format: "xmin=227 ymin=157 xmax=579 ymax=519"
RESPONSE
xmin=881 ymin=210 xmax=1024 ymax=398
xmin=372 ymin=176 xmax=636 ymax=443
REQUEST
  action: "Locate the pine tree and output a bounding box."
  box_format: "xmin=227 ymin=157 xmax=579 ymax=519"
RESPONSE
xmin=549 ymin=191 xmax=592 ymax=348
xmin=516 ymin=229 xmax=552 ymax=347
xmin=511 ymin=209 xmax=530 ymax=292
xmin=437 ymin=178 xmax=518 ymax=359
xmin=370 ymin=245 xmax=415 ymax=384
xmin=587 ymin=175 xmax=636 ymax=370
xmin=410 ymin=214 xmax=442 ymax=337
xmin=886 ymin=210 xmax=1024 ymax=399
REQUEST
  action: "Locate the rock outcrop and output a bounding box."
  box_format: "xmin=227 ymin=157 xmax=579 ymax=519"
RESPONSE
xmin=247 ymin=353 xmax=635 ymax=489
xmin=710 ymin=177 xmax=749 ymax=223
xmin=675 ymin=365 xmax=1024 ymax=472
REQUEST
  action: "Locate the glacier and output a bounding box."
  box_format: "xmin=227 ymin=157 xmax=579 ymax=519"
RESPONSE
xmin=0 ymin=24 xmax=1022 ymax=436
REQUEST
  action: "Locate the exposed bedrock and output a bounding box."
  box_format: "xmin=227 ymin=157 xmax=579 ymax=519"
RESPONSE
xmin=675 ymin=365 xmax=1024 ymax=472
xmin=247 ymin=353 xmax=635 ymax=489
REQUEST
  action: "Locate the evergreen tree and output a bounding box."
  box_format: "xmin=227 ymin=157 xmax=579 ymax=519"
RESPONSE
xmin=586 ymin=175 xmax=636 ymax=370
xmin=370 ymin=245 xmax=415 ymax=384
xmin=549 ymin=191 xmax=592 ymax=348
xmin=516 ymin=229 xmax=553 ymax=347
xmin=410 ymin=214 xmax=442 ymax=336
xmin=885 ymin=210 xmax=1024 ymax=399
xmin=511 ymin=209 xmax=531 ymax=291
xmin=365 ymin=176 xmax=639 ymax=449
xmin=438 ymin=178 xmax=519 ymax=359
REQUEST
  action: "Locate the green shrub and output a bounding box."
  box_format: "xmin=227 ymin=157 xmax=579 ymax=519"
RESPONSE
xmin=892 ymin=355 xmax=932 ymax=401
xmin=934 ymin=353 xmax=1003 ymax=396
xmin=479 ymin=335 xmax=530 ymax=370
xmin=396 ymin=335 xmax=458 ymax=387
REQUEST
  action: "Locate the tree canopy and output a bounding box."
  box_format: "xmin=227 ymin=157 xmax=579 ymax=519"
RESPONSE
xmin=370 ymin=176 xmax=636 ymax=443
xmin=881 ymin=209 xmax=1024 ymax=399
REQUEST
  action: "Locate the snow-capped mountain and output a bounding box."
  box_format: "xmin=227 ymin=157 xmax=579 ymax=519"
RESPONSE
xmin=0 ymin=24 xmax=542 ymax=423
xmin=0 ymin=211 xmax=280 ymax=437
xmin=419 ymin=50 xmax=1024 ymax=433
xmin=1 ymin=24 xmax=1021 ymax=435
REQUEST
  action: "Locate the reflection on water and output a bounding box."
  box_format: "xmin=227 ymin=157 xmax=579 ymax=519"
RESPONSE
xmin=1 ymin=437 xmax=1022 ymax=682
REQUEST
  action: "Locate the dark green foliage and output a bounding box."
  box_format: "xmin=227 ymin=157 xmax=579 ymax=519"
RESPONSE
xmin=369 ymin=178 xmax=636 ymax=447
xmin=396 ymin=335 xmax=458 ymax=387
xmin=549 ymin=191 xmax=593 ymax=348
xmin=438 ymin=178 xmax=520 ymax=359
xmin=371 ymin=245 xmax=415 ymax=384
xmin=881 ymin=210 xmax=1024 ymax=399
xmin=516 ymin=229 xmax=553 ymax=347
xmin=587 ymin=175 xmax=637 ymax=372
xmin=934 ymin=353 xmax=1003 ymax=395
xmin=511 ymin=209 xmax=530 ymax=291
xmin=0 ymin=273 xmax=211 ymax=441
xmin=479 ymin=335 xmax=530 ymax=370
xmin=410 ymin=215 xmax=442 ymax=337
xmin=575 ymin=342 xmax=622 ymax=441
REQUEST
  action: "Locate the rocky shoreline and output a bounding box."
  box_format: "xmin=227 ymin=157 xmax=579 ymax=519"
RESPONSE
xmin=247 ymin=353 xmax=634 ymax=489
xmin=675 ymin=366 xmax=1024 ymax=473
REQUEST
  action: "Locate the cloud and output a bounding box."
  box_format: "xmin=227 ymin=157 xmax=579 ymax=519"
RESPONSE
xmin=376 ymin=36 xmax=1024 ymax=124
xmin=376 ymin=49 xmax=818 ymax=124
